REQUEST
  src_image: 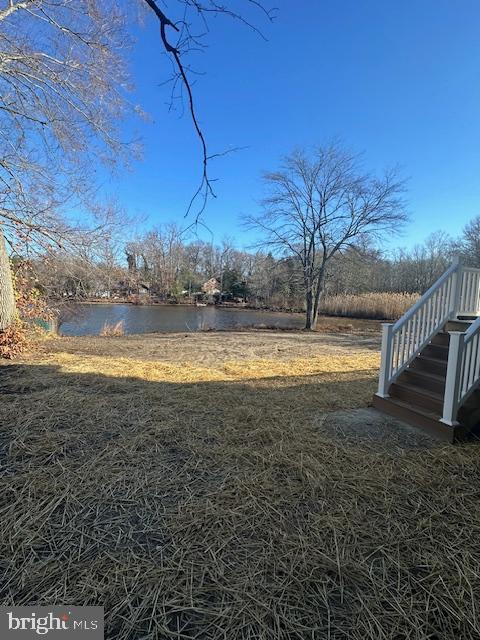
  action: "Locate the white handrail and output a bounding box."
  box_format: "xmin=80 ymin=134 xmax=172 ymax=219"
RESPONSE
xmin=391 ymin=260 xmax=459 ymax=333
xmin=442 ymin=315 xmax=480 ymax=425
xmin=465 ymin=314 xmax=480 ymax=340
xmin=377 ymin=260 xmax=461 ymax=397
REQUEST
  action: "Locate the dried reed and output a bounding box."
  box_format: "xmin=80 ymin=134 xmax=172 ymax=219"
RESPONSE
xmin=99 ymin=320 xmax=125 ymax=337
xmin=322 ymin=292 xmax=419 ymax=320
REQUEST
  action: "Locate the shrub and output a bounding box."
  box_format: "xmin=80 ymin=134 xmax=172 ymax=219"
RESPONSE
xmin=0 ymin=321 xmax=28 ymax=359
xmin=14 ymin=261 xmax=55 ymax=325
xmin=100 ymin=320 xmax=125 ymax=337
xmin=0 ymin=261 xmax=55 ymax=359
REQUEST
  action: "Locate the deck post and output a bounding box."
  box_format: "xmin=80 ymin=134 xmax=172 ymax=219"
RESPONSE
xmin=441 ymin=331 xmax=464 ymax=426
xmin=451 ymin=258 xmax=463 ymax=318
xmin=377 ymin=323 xmax=393 ymax=398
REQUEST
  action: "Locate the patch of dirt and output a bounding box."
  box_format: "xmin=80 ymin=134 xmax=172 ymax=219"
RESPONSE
xmin=320 ymin=407 xmax=440 ymax=450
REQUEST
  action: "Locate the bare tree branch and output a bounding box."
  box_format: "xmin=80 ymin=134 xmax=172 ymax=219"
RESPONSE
xmin=141 ymin=0 xmax=274 ymax=222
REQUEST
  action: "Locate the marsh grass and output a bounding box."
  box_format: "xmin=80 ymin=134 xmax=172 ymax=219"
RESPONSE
xmin=322 ymin=292 xmax=419 ymax=320
xmin=99 ymin=320 xmax=125 ymax=337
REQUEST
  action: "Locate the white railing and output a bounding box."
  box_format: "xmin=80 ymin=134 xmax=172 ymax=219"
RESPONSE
xmin=377 ymin=261 xmax=461 ymax=397
xmin=377 ymin=258 xmax=480 ymax=426
xmin=442 ymin=316 xmax=480 ymax=426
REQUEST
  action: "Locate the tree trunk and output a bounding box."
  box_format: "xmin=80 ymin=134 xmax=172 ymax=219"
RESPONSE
xmin=305 ymin=287 xmax=314 ymax=330
xmin=312 ymin=269 xmax=326 ymax=329
xmin=0 ymin=228 xmax=16 ymax=330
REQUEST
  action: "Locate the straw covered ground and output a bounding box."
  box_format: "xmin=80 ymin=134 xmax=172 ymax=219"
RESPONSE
xmin=1 ymin=330 xmax=480 ymax=639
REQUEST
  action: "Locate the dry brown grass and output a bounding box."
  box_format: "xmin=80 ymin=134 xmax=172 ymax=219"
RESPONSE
xmin=99 ymin=320 xmax=125 ymax=337
xmin=1 ymin=336 xmax=479 ymax=639
xmin=322 ymin=292 xmax=419 ymax=320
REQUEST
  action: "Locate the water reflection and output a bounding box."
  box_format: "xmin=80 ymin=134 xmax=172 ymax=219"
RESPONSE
xmin=60 ymin=304 xmax=305 ymax=336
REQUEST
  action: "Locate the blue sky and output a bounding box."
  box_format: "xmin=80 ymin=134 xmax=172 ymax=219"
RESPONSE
xmin=104 ymin=0 xmax=480 ymax=250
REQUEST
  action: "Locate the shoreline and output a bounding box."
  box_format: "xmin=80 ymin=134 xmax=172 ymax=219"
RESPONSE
xmin=67 ymin=300 xmax=391 ymax=323
xmin=57 ymin=317 xmax=382 ymax=339
xmin=72 ymin=299 xmax=305 ymax=314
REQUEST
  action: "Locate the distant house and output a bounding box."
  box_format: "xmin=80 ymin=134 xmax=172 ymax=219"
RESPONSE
xmin=202 ymin=278 xmax=221 ymax=296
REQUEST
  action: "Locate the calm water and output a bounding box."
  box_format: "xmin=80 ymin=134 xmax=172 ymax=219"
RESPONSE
xmin=60 ymin=304 xmax=305 ymax=336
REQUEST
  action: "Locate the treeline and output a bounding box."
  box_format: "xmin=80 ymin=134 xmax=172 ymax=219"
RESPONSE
xmin=30 ymin=216 xmax=480 ymax=319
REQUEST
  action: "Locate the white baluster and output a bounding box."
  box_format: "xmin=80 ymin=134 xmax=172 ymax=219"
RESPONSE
xmin=458 ymin=267 xmax=464 ymax=315
xmin=378 ymin=323 xmax=393 ymax=397
xmin=419 ymin=304 xmax=426 ymax=344
xmin=465 ymin=271 xmax=472 ymax=313
xmin=426 ymin=293 xmax=432 ymax=335
xmin=469 ymin=340 xmax=474 ymax=390
xmin=411 ymin=309 xmax=418 ymax=352
xmin=444 ymin=277 xmax=450 ymax=319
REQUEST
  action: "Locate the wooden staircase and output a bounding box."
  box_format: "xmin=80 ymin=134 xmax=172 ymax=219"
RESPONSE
xmin=373 ymin=320 xmax=475 ymax=442
xmin=374 ymin=261 xmax=480 ymax=442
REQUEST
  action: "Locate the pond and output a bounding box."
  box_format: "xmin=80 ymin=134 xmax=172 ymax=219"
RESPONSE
xmin=60 ymin=303 xmax=305 ymax=336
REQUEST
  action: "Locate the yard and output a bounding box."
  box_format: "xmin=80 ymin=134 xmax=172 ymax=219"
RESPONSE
xmin=1 ymin=329 xmax=480 ymax=639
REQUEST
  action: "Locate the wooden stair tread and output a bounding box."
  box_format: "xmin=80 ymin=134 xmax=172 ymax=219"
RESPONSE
xmin=391 ymin=381 xmax=443 ymax=403
xmin=415 ymin=354 xmax=448 ymax=365
xmin=426 ymin=343 xmax=449 ymax=351
xmin=404 ymin=369 xmax=445 ymax=383
xmin=378 ymin=395 xmax=440 ymax=419
xmin=445 ymin=319 xmax=474 ymax=331
xmin=402 ymin=368 xmax=446 ymax=396
xmin=372 ymin=394 xmax=455 ymax=442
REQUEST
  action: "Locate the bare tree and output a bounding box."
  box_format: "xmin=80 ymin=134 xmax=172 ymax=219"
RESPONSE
xmin=247 ymin=143 xmax=408 ymax=329
xmin=385 ymin=231 xmax=454 ymax=294
xmin=456 ymin=216 xmax=480 ymax=267
xmin=0 ymin=0 xmax=272 ymax=331
xmin=0 ymin=0 xmax=135 ymax=329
